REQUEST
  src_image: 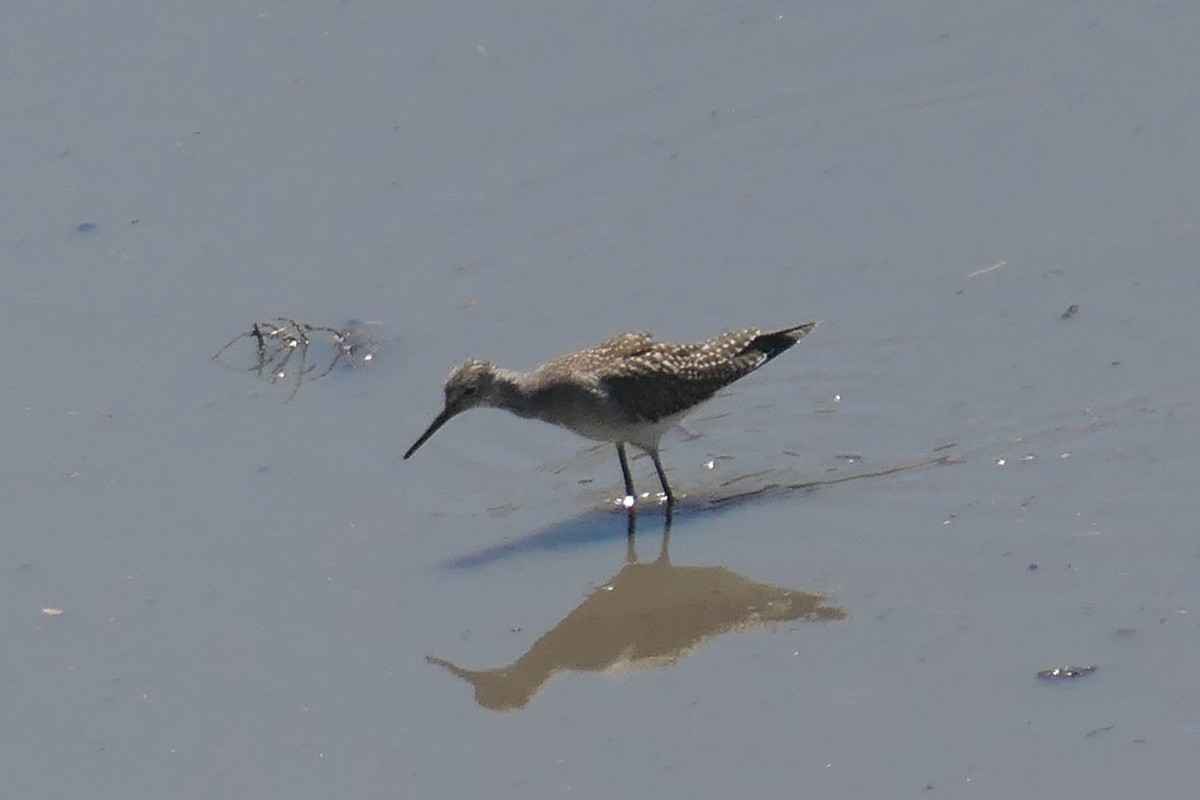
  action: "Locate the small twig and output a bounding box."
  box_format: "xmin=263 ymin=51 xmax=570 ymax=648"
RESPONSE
xmin=967 ymin=260 xmax=1007 ymax=279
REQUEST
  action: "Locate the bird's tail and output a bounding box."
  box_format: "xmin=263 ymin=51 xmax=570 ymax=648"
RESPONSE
xmin=747 ymin=322 xmax=817 ymax=362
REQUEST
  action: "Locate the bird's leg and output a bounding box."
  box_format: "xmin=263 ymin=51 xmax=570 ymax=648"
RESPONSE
xmin=650 ymin=451 xmax=675 ymax=506
xmin=616 ymin=443 xmax=637 ymax=506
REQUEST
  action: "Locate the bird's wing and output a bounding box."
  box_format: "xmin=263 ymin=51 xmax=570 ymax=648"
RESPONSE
xmin=600 ymin=328 xmax=768 ymax=422
xmin=535 ymin=331 xmax=657 ymax=377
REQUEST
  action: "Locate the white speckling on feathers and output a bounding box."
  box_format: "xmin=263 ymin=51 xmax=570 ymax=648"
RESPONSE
xmin=534 ymin=328 xmax=785 ymax=423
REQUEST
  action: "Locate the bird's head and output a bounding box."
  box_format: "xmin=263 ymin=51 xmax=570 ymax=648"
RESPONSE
xmin=403 ymin=359 xmax=497 ymax=459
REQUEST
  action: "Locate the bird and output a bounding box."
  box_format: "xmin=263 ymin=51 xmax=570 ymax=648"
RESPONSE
xmin=403 ymin=322 xmax=816 ymax=506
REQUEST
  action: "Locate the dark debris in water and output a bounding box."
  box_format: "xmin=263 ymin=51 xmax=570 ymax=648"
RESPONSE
xmin=1060 ymin=304 xmax=1080 ymax=320
xmin=1037 ymin=664 xmax=1097 ymax=681
xmin=1084 ymin=723 xmax=1115 ymax=738
xmin=213 ymin=317 xmax=380 ymax=401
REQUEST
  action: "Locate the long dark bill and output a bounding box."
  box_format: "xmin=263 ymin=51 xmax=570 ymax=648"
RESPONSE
xmin=403 ymin=407 xmax=456 ymax=459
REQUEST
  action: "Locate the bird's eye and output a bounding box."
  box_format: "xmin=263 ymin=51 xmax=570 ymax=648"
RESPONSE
xmin=463 ymin=386 xmax=477 ymax=396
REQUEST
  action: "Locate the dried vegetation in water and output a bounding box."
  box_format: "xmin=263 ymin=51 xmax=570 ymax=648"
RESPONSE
xmin=213 ymin=317 xmax=379 ymax=401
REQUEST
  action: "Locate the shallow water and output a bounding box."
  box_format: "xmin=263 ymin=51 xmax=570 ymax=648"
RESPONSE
xmin=4 ymin=1 xmax=1199 ymax=798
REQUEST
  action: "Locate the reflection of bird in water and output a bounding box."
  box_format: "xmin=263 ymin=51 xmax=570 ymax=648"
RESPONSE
xmin=426 ymin=514 xmax=846 ymax=711
xmin=404 ymin=322 xmax=816 ymax=505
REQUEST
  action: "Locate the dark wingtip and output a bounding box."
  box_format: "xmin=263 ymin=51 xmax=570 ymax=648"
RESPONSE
xmin=751 ymin=321 xmax=817 ymax=361
xmin=785 ymin=321 xmax=818 ymax=338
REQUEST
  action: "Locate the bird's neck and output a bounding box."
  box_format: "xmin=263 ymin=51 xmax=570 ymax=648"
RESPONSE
xmin=489 ymin=369 xmax=540 ymax=418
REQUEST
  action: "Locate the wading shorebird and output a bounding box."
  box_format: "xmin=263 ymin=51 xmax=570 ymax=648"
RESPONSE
xmin=403 ymin=322 xmax=816 ymax=506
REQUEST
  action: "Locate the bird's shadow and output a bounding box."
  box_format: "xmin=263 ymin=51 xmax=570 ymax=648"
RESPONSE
xmin=442 ymin=447 xmax=960 ymax=570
